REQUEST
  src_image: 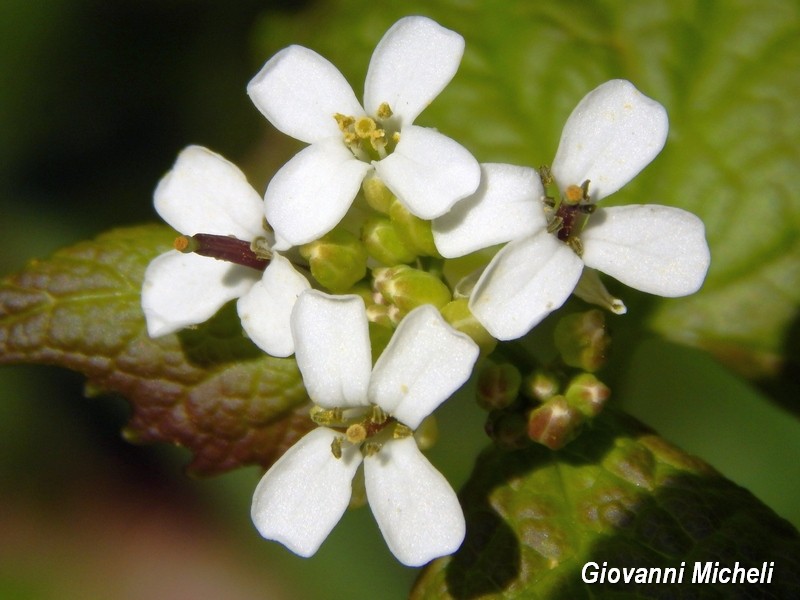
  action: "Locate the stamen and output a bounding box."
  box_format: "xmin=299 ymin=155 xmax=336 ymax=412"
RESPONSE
xmin=376 ymin=102 xmax=393 ymax=119
xmin=331 ymin=436 xmax=343 ymax=459
xmin=310 ymin=406 xmax=344 ymax=426
xmin=174 ymin=233 xmax=270 ymax=271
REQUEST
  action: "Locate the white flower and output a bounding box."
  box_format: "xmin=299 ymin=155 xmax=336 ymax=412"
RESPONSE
xmin=432 ymin=80 xmax=711 ymax=341
xmin=141 ymin=145 xmax=310 ymax=357
xmin=247 ymin=16 xmax=481 ymax=249
xmin=251 ymin=290 xmax=479 ymax=566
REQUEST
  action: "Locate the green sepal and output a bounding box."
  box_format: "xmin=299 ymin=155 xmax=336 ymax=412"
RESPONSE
xmin=362 ymin=215 xmax=417 ymax=266
xmin=300 ymin=228 xmax=367 ymax=293
xmin=389 ymin=199 xmax=440 ymax=258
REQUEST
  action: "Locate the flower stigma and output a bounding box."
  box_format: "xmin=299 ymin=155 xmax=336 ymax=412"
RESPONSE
xmin=309 ymin=401 xmax=415 ymax=460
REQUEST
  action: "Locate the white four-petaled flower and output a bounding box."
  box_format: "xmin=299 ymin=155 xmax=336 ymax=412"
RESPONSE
xmin=433 ymin=80 xmax=711 ymax=340
xmin=247 ymin=16 xmax=481 ymax=249
xmin=251 ymin=290 xmax=479 ymax=566
xmin=141 ymin=145 xmax=309 ymax=357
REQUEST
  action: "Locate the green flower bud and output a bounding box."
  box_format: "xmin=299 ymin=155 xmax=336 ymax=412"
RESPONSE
xmin=553 ymin=309 xmax=610 ymax=372
xmin=527 ymin=395 xmax=584 ymax=450
xmin=300 ymin=229 xmax=367 ymax=293
xmin=362 ymin=216 xmax=417 ymax=265
xmin=362 ymin=174 xmax=394 ymax=214
xmin=565 ymin=373 xmax=610 ymax=417
xmin=374 ymin=265 xmax=451 ymax=314
xmin=440 ymin=298 xmax=497 ymax=355
xmin=476 ymin=362 xmax=522 ymax=411
xmin=389 ymin=199 xmax=439 ymax=257
xmin=524 ymin=369 xmax=561 ymax=403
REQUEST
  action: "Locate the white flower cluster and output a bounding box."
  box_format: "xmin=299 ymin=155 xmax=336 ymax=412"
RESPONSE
xmin=141 ymin=16 xmax=710 ymax=566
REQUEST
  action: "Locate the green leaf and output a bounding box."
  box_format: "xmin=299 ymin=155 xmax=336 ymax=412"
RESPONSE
xmin=252 ymin=0 xmax=800 ymax=385
xmin=412 ymin=410 xmax=800 ymax=599
xmin=0 ymin=224 xmax=312 ymax=475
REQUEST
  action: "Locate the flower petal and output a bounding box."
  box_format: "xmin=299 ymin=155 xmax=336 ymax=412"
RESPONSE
xmin=369 ymin=305 xmax=478 ymax=429
xmin=580 ymin=204 xmax=711 ymax=296
xmin=154 ymin=146 xmax=265 ymax=239
xmin=363 ymin=16 xmax=464 ymax=128
xmin=551 ymin=80 xmax=668 ymax=202
xmin=469 ymin=231 xmax=584 ymax=340
xmin=248 ymin=45 xmax=364 ymax=144
xmin=265 ymin=139 xmax=371 ymax=247
xmin=251 ymin=427 xmax=362 ymax=557
xmin=142 ymin=251 xmax=258 ymax=337
xmin=364 ymin=437 xmax=465 ymax=567
xmin=374 ymin=126 xmax=480 ymax=220
xmin=432 ymin=163 xmax=546 ymax=258
xmin=237 ymin=255 xmax=311 ymax=357
xmin=291 ymin=290 xmax=372 ymax=408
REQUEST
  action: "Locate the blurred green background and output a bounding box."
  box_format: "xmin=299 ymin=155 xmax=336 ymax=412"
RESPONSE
xmin=2 ymin=1 xmax=799 ymax=599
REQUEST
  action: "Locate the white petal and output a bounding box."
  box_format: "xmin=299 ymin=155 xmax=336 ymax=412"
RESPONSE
xmin=363 ymin=16 xmax=464 ymax=128
xmin=374 ymin=126 xmax=480 ymax=220
xmin=551 ymin=80 xmax=668 ymax=202
xmin=469 ymin=231 xmax=584 ymax=340
xmin=291 ymin=291 xmax=372 ymax=408
xmin=265 ymin=139 xmax=371 ymax=247
xmin=251 ymin=427 xmax=362 ymax=557
xmin=237 ymin=255 xmax=311 ymax=357
xmin=432 ymin=163 xmax=546 ymax=258
xmin=154 ymin=146 xmax=265 ymax=239
xmin=364 ymin=437 xmax=465 ymax=567
xmin=580 ymin=205 xmax=711 ymax=297
xmin=142 ymin=251 xmax=258 ymax=337
xmin=248 ymin=45 xmax=364 ymax=144
xmin=369 ymin=305 xmax=478 ymax=429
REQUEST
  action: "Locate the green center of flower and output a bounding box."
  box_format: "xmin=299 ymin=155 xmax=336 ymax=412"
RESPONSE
xmin=310 ymin=403 xmax=413 ymax=458
xmin=335 ymin=102 xmax=400 ymax=162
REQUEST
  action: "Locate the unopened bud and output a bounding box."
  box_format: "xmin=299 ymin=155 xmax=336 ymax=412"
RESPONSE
xmin=565 ymin=373 xmax=610 ymax=417
xmin=525 ymin=369 xmax=560 ymax=403
xmin=440 ymin=298 xmax=497 ymax=355
xmin=362 ymin=216 xmax=417 ymax=265
xmin=373 ymin=265 xmax=451 ymax=314
xmin=485 ymin=409 xmax=529 ymax=450
xmin=476 ymin=362 xmax=521 ymax=410
xmin=389 ymin=199 xmax=439 ymax=257
xmin=362 ymin=174 xmax=395 ymax=214
xmin=300 ymin=229 xmax=367 ymax=293
xmin=527 ymin=395 xmax=584 ymax=450
xmin=553 ymin=309 xmax=610 ymax=372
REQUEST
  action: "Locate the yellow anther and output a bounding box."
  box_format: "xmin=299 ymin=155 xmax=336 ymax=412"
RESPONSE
xmin=371 ymin=405 xmax=388 ymax=425
xmin=377 ymin=102 xmax=393 ymax=119
xmin=393 ymin=424 xmax=413 ymax=439
xmin=331 ymin=436 xmax=343 ymax=459
xmin=334 ymin=113 xmax=355 ymax=131
xmin=310 ymin=405 xmax=343 ymax=426
xmin=363 ymin=442 xmax=382 ymax=457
